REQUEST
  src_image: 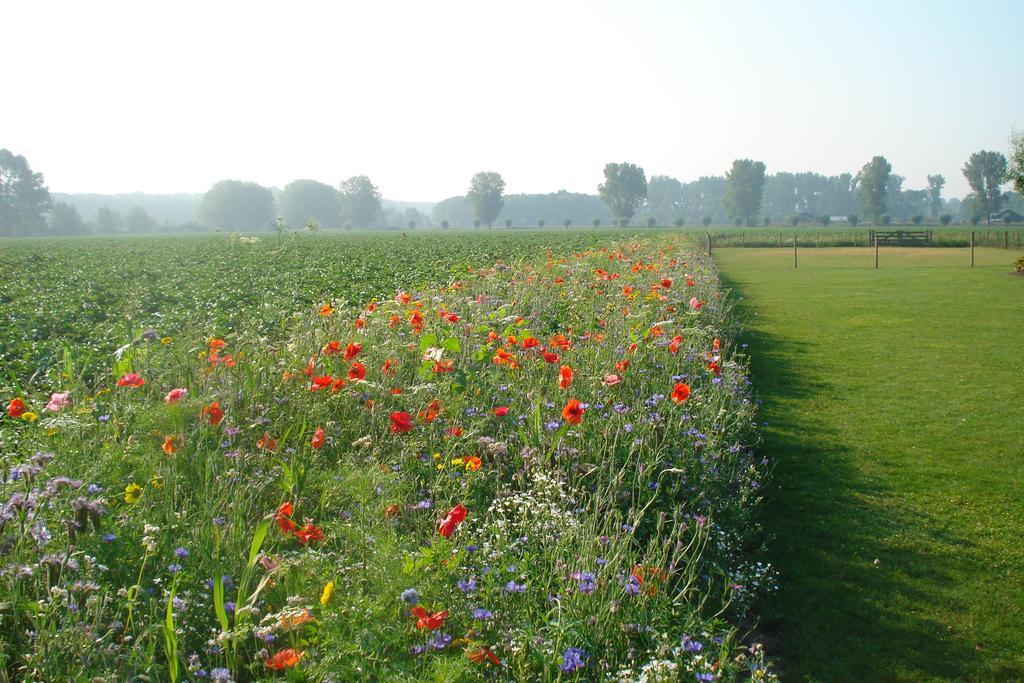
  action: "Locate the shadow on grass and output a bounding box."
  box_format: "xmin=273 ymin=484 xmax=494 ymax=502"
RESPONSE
xmin=730 ymin=295 xmax=981 ymax=682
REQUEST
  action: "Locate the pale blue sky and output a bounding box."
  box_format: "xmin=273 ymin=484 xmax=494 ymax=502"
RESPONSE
xmin=5 ymin=0 xmax=1022 ymax=199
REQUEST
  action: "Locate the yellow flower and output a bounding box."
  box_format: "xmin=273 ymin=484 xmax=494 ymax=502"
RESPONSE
xmin=160 ymin=336 xmax=172 ymax=345
xmin=320 ymin=581 xmax=334 ymax=607
xmin=149 ymin=476 xmax=163 ymax=490
xmin=124 ymin=483 xmax=143 ymax=504
xmin=451 ymin=457 xmax=464 ymax=467
xmin=20 ymin=411 xmax=38 ymax=423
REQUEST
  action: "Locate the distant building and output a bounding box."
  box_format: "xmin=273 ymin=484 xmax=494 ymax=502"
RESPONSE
xmin=990 ymin=209 xmax=1023 ymax=224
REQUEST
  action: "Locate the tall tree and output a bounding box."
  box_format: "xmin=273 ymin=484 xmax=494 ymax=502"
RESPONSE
xmin=0 ymin=148 xmax=51 ymax=236
xmin=94 ymin=207 xmax=123 ymax=234
xmin=49 ymin=202 xmax=86 ymax=235
xmin=723 ymin=159 xmax=766 ymax=224
xmin=199 ymin=180 xmax=276 ymax=231
xmin=598 ymin=162 xmax=647 ymax=222
xmin=338 ymin=175 xmax=381 ymax=227
xmin=926 ymin=175 xmax=945 ymax=219
xmin=124 ymin=206 xmax=157 ymax=233
xmin=1008 ymin=130 xmax=1024 ymax=194
xmin=281 ymin=179 xmax=341 ymax=228
xmin=962 ymin=150 xmax=1007 ymax=224
xmin=466 ymin=171 xmax=505 ymax=228
xmin=646 ymin=175 xmax=683 ymax=223
xmin=857 ymin=155 xmax=891 ymax=224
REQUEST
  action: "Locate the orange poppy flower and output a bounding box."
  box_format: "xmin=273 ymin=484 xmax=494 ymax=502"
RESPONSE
xmin=485 ymin=331 xmax=499 ymax=344
xmin=409 ymin=310 xmax=424 ymax=333
xmin=311 ymin=427 xmax=326 ymax=449
xmin=161 ymin=435 xmax=176 ymax=455
xmin=395 ymin=291 xmax=412 ymax=305
xmin=558 ymin=365 xmax=573 ymax=390
xmin=265 ymin=648 xmax=303 ymax=670
xmin=275 ymin=502 xmax=297 ymax=533
xmin=279 ymin=609 xmax=315 ymax=630
xmin=116 ymin=373 xmax=145 ymax=388
xmin=319 ymin=303 xmax=334 ymax=317
xmin=390 ymin=411 xmax=414 ymax=433
xmin=521 ymin=336 xmax=539 ymax=348
xmin=7 ymin=398 xmax=26 ymax=418
xmin=257 ymin=431 xmax=278 ymax=451
xmin=671 ymin=383 xmax=691 ymax=404
xmin=418 ymin=399 xmax=443 ymax=423
xmin=713 ymin=338 xmax=721 ymax=352
xmin=464 ymin=456 xmax=482 ymax=471
xmin=389 ymin=314 xmax=400 ymax=328
xmin=549 ymin=334 xmax=572 ymax=351
xmin=669 ymin=335 xmax=684 ymax=354
xmin=706 ymin=360 xmax=721 ymax=376
xmin=344 ymin=342 xmax=362 ymax=361
xmin=323 ymin=340 xmax=342 ymax=356
xmin=385 ymin=503 xmax=401 ymax=518
xmin=433 ymin=359 xmax=455 ymax=373
xmin=467 ymin=647 xmax=502 ymax=665
xmin=562 ymin=398 xmax=584 ymax=425
xmin=294 ymin=523 xmax=324 ymax=544
xmin=354 ymin=317 xmax=365 ymax=330
xmin=348 ymin=362 xmax=366 ymax=381
xmin=446 ymin=426 xmax=464 ymax=437
xmin=310 ymin=375 xmax=334 ymax=391
xmin=208 ymin=338 xmax=226 ymax=350
xmin=331 ymin=377 xmax=346 ymax=392
xmin=411 ymin=606 xmax=449 ymax=630
xmin=201 ymin=402 xmax=224 ymax=426
xmin=615 ymin=359 xmax=630 ymax=372
xmin=492 ymin=348 xmax=518 ymax=369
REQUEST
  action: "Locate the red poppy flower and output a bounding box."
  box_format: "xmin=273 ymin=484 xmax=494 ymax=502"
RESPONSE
xmin=305 ymin=356 xmax=316 ymax=377
xmin=209 ymin=338 xmax=226 ymax=350
xmin=521 ymin=336 xmax=539 ymax=349
xmin=323 ymin=340 xmax=342 ymax=356
xmin=381 ymin=358 xmax=397 ymax=375
xmin=348 ymin=362 xmax=366 ymax=381
xmin=390 ymin=411 xmax=414 ymax=433
xmin=706 ymin=360 xmax=721 ymax=376
xmin=201 ymin=401 xmax=224 ymax=426
xmin=492 ymin=348 xmax=518 ymax=369
xmin=661 ymin=278 xmax=672 ymax=289
xmin=561 ymin=398 xmax=584 ymax=425
xmin=493 ymin=406 xmax=509 ymax=417
xmin=264 ymin=648 xmax=303 ymax=670
xmin=558 ymin=365 xmax=574 ymax=390
xmin=7 ymin=398 xmax=26 ymax=418
xmin=293 ymin=523 xmax=324 ymax=544
xmin=344 ymin=342 xmax=362 ymax=361
xmin=615 ymin=359 xmax=630 ymax=372
xmin=411 ymin=605 xmax=450 ymax=630
xmin=311 ymin=427 xmax=326 ymax=449
xmin=446 ymin=426 xmax=464 ymax=437
xmin=331 ymin=377 xmax=346 ymax=392
xmin=541 ymin=351 xmax=560 ymax=364
xmin=433 ymin=359 xmax=455 ymax=373
xmin=116 ymin=373 xmax=145 ymax=388
xmin=319 ymin=303 xmax=334 ymax=317
xmin=437 ymin=503 xmax=467 ymax=538
xmin=549 ymin=334 xmax=572 ymax=351
xmin=669 ymin=335 xmax=684 ymax=354
xmin=275 ymin=502 xmax=297 ymax=533
xmin=713 ymin=338 xmax=721 ymax=352
xmin=671 ymin=383 xmax=691 ymax=404
xmin=310 ymin=375 xmax=333 ymax=391
xmin=409 ymin=310 xmax=424 ymax=333
xmin=485 ymin=331 xmax=499 ymax=344
xmin=686 ymin=276 xmax=695 ymax=287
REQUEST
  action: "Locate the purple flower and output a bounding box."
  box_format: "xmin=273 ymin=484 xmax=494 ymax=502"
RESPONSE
xmin=560 ymin=647 xmax=588 ymax=672
xmin=504 ymin=580 xmax=527 ymax=593
xmin=624 ymin=575 xmax=641 ymax=595
xmin=457 ymin=577 xmax=477 ymax=593
xmin=471 ymin=607 xmax=493 ymax=620
xmin=427 ymin=632 xmax=452 ymax=649
xmin=572 ymin=571 xmax=597 ymax=594
xmin=682 ymin=635 xmax=704 ymax=652
xmin=401 ymin=588 xmax=419 ymax=605
xmin=695 ymin=674 xmax=714 ymax=682
xmin=168 ymin=563 xmax=182 ymax=573
xmin=174 ymin=547 xmax=189 ymax=558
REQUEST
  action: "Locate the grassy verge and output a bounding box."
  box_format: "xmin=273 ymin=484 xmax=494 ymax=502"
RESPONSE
xmin=715 ymin=246 xmax=1024 ymax=681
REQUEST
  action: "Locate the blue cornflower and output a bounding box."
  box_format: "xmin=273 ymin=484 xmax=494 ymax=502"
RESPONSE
xmin=682 ymin=635 xmax=703 ymax=652
xmin=401 ymin=588 xmax=419 ymax=605
xmin=457 ymin=577 xmax=477 ymax=593
xmin=572 ymin=571 xmax=597 ymax=594
xmin=168 ymin=563 xmax=182 ymax=573
xmin=427 ymin=632 xmax=452 ymax=649
xmin=174 ymin=547 xmax=189 ymax=558
xmin=624 ymin=574 xmax=641 ymax=595
xmin=471 ymin=607 xmax=493 ymax=620
xmin=504 ymin=580 xmax=527 ymax=593
xmin=560 ymin=647 xmax=588 ymax=672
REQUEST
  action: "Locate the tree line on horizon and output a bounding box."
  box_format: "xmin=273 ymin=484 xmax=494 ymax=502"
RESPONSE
xmin=2 ymin=139 xmax=1024 ymax=237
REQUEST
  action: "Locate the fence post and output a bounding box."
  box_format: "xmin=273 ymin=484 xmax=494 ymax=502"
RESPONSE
xmin=874 ymin=233 xmax=879 ymax=269
xmin=742 ymin=232 xmax=746 ymax=248
xmin=706 ymin=231 xmax=712 ymax=256
xmin=1005 ymin=231 xmax=1009 ymax=249
xmin=970 ymin=230 xmax=975 ymax=267
xmin=794 ymin=233 xmax=798 ymax=268
xmin=778 ymin=231 xmax=782 ymax=248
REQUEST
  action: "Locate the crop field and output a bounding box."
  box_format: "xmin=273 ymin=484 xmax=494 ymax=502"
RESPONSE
xmin=0 ymin=230 xmax=775 ymax=681
xmin=716 ymin=246 xmax=1024 ymax=681
xmin=3 ymin=231 xmax=1022 ymax=682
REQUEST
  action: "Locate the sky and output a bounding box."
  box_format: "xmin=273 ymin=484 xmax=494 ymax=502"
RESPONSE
xmin=4 ymin=0 xmax=1023 ymax=201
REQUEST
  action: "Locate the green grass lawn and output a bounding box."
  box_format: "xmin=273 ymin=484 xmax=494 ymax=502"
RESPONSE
xmin=714 ymin=246 xmax=1024 ymax=681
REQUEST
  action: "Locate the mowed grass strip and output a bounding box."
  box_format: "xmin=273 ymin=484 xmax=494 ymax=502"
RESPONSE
xmin=715 ymin=246 xmax=1024 ymax=681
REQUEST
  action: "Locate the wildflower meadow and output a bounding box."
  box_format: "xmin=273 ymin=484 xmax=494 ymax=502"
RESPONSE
xmin=1 ymin=233 xmax=775 ymax=681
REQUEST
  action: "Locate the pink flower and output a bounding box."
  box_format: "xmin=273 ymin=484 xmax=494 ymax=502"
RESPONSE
xmin=602 ymin=374 xmax=622 ymax=387
xmin=116 ymin=373 xmax=145 ymax=388
xmin=689 ymin=297 xmax=703 ymax=310
xmin=45 ymin=392 xmax=70 ymax=412
xmin=164 ymin=388 xmax=188 ymax=404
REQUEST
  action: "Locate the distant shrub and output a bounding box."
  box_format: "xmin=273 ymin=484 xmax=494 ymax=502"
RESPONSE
xmin=564 ymin=218 xmax=573 ymax=228
xmin=940 ymin=214 xmax=952 ymax=225
xmin=441 ymin=220 xmax=450 ymax=230
xmin=911 ymin=214 xmax=923 ymax=225
xmin=407 ymin=220 xmax=416 ymax=230
xmin=881 ymin=214 xmax=891 ymax=226
xmin=702 ymin=216 xmax=712 ymax=227
xmin=473 ymin=219 xmax=482 ymax=229
xmin=847 ymin=214 xmax=859 ymax=226
xmin=538 ymin=219 xmax=546 ymax=229
xmin=789 ymin=215 xmax=800 ymax=227
xmin=593 ymin=218 xmax=601 ymax=228
xmin=821 ymin=215 xmax=831 ymax=227
xmin=674 ymin=217 xmax=685 ymax=228
xmin=734 ymin=217 xmax=743 ymax=226
xmin=763 ymin=216 xmax=770 ymax=226
xmin=505 ymin=218 xmax=512 ymax=229
xmin=647 ymin=217 xmax=657 ymax=227
xmin=970 ymin=215 xmax=981 ymax=226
